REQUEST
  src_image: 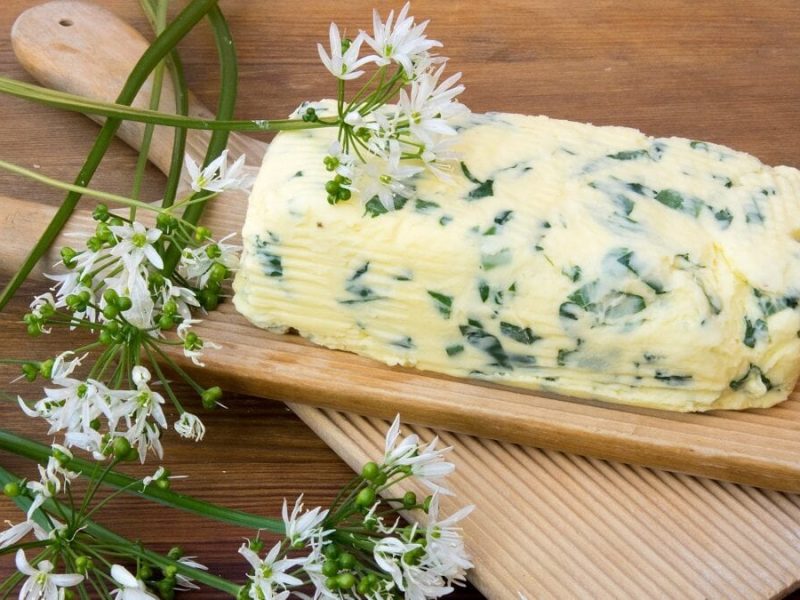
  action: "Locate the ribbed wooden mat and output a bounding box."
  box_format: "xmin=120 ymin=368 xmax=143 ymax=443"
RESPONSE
xmin=291 ymin=406 xmax=800 ymax=599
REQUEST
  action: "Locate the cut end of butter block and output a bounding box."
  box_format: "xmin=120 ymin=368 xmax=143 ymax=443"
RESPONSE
xmin=233 ymin=101 xmax=800 ymax=412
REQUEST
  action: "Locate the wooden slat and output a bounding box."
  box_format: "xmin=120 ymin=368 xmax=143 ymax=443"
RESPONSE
xmin=291 ymin=406 xmax=800 ymax=600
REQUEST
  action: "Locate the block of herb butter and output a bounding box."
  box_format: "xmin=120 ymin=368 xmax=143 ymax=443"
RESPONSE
xmin=233 ymin=102 xmax=800 ymax=412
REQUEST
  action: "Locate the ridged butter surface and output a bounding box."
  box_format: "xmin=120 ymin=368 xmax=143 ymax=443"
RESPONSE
xmin=233 ymin=102 xmax=800 ymax=412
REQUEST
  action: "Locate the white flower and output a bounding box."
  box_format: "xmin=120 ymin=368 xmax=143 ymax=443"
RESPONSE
xmin=282 ymin=495 xmax=330 ymax=547
xmin=175 ymin=556 xmax=207 ymax=591
xmin=399 ymin=65 xmax=466 ymax=145
xmin=185 ymin=149 xmax=250 ymax=193
xmin=26 ymin=453 xmax=78 ymax=519
xmin=174 ymin=412 xmax=206 ymax=441
xmin=0 ymin=520 xmax=47 ymax=549
xmin=110 ymin=221 xmax=163 ymax=271
xmin=116 ymin=367 xmax=168 ymax=462
xmin=141 ymin=466 xmax=167 ymax=489
xmin=360 ymin=141 xmax=422 ymax=211
xmin=239 ymin=542 xmax=304 ymax=600
xmin=177 ymin=232 xmax=240 ymax=289
xmin=110 ymin=564 xmax=158 ymax=599
xmin=373 ymin=535 xmax=454 ymax=600
xmin=176 ymin=320 xmax=220 ymax=367
xmin=317 ymin=24 xmax=375 ymax=81
xmin=363 ymin=2 xmax=442 ymax=76
xmin=324 ymin=141 xmax=359 ymax=182
xmin=15 ymin=549 xmax=83 ymax=600
xmin=423 ymin=494 xmax=474 ymax=580
xmin=383 ymin=415 xmax=454 ymax=494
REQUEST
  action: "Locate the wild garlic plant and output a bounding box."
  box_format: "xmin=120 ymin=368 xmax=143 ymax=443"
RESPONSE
xmin=0 ymin=0 xmax=475 ymax=597
xmin=0 ymin=417 xmax=472 ymax=599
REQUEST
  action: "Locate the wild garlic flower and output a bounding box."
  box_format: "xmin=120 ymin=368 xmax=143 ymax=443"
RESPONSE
xmin=110 ymin=564 xmax=159 ymax=600
xmin=363 ymin=2 xmax=442 ymax=76
xmin=317 ymin=24 xmax=375 ymax=80
xmin=282 ymin=494 xmax=330 ymax=548
xmin=15 ymin=550 xmax=83 ymax=600
xmin=423 ymin=494 xmax=474 ymax=579
xmin=185 ymin=149 xmax=250 ymax=193
xmin=239 ymin=542 xmax=305 ymax=600
xmin=0 ymin=519 xmax=47 ymax=549
xmin=26 ymin=451 xmax=78 ymax=519
xmin=174 ymin=411 xmax=206 ymax=441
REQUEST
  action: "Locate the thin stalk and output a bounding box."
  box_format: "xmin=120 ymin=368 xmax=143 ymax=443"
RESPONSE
xmin=0 ymin=0 xmax=221 ymax=312
xmin=163 ymin=6 xmax=238 ymax=275
xmin=0 ymin=429 xmax=283 ymax=532
xmin=130 ymin=0 xmax=170 ymax=219
xmin=0 ymin=77 xmax=335 ymax=133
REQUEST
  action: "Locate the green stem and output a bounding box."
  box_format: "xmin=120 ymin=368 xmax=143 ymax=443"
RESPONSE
xmin=0 ymin=159 xmax=165 ymax=214
xmin=130 ymin=0 xmax=170 ymax=218
xmin=0 ymin=429 xmax=283 ymax=532
xmin=0 ymin=0 xmax=220 ymax=312
xmin=141 ymin=0 xmax=190 ymax=209
xmin=0 ymin=465 xmax=241 ymax=596
xmin=0 ymin=77 xmax=335 ymax=133
xmin=163 ymin=6 xmax=238 ymax=276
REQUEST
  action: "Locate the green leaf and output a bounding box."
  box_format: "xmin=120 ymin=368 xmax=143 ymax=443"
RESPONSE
xmin=427 ymin=290 xmax=453 ymax=319
xmin=743 ymin=317 xmax=767 ymax=348
xmin=729 ymin=364 xmax=773 ymax=391
xmin=478 ymin=280 xmax=490 ymax=302
xmin=445 ymin=344 xmax=464 ymax=357
xmin=415 ymin=199 xmax=440 ymax=213
xmin=655 ymin=188 xmax=684 ymax=210
xmin=714 ymin=208 xmax=733 ymax=228
xmin=468 ymin=180 xmax=494 ymax=200
xmin=459 ymin=321 xmax=512 ymax=370
xmin=364 ymin=194 xmax=408 ymax=217
xmin=500 ymin=322 xmax=541 ymax=345
xmin=604 ymin=292 xmax=646 ymax=319
xmin=607 ymin=149 xmax=649 ymax=160
xmin=494 ymin=210 xmax=514 ymax=225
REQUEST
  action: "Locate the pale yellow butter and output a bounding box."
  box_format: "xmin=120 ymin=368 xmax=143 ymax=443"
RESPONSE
xmin=233 ymin=102 xmax=800 ymax=412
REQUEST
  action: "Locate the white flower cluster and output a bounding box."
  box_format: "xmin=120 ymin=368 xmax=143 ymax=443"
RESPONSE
xmin=238 ymin=416 xmax=472 ymax=600
xmin=17 ymin=353 xmax=204 ymax=462
xmin=317 ymin=2 xmax=468 ymax=210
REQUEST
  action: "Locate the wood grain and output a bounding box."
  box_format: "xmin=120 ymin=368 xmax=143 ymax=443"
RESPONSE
xmin=2 ymin=1 xmax=800 ymax=598
xmin=9 ymin=0 xmax=800 ymax=494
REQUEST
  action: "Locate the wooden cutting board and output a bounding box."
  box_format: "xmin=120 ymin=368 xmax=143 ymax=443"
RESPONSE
xmin=7 ymin=1 xmax=800 ymax=495
xmin=4 ymin=3 xmax=800 ymax=599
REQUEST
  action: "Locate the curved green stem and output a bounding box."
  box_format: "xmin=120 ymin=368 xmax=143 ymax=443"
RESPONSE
xmin=0 ymin=0 xmax=220 ymax=312
xmin=162 ymin=6 xmax=238 ymax=276
xmin=0 ymin=429 xmax=283 ymax=532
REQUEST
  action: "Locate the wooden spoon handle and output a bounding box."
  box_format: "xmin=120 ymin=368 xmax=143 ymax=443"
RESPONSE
xmin=11 ymin=0 xmax=265 ymax=173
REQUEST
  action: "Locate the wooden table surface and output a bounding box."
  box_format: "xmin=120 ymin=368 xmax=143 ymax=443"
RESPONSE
xmin=1 ymin=1 xmax=799 ymax=598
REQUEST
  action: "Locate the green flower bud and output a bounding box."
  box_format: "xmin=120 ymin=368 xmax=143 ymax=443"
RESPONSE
xmin=3 ymin=481 xmax=21 ymax=497
xmin=103 ymin=288 xmax=119 ymax=305
xmin=357 ymin=577 xmax=370 ymax=594
xmin=102 ymin=304 xmax=119 ymax=319
xmin=194 ymin=226 xmax=211 ymax=243
xmin=89 ymin=418 xmax=101 ymax=431
xmin=249 ymin=539 xmax=265 ymax=553
xmin=338 ymin=552 xmax=356 ymax=570
xmin=158 ymin=315 xmax=174 ymax=330
xmin=163 ymin=565 xmax=178 ymax=578
xmin=86 ymin=236 xmax=103 ymax=252
xmin=325 ymin=180 xmax=339 ymax=195
xmin=374 ymin=471 xmax=388 ymax=486
xmin=155 ymin=478 xmax=171 ymax=491
xmin=167 ymin=546 xmax=183 ymax=560
xmin=423 ymin=495 xmax=433 ymax=513
xmin=201 ymin=386 xmax=223 ymax=409
xmin=336 ymin=573 xmax=356 ymax=590
xmin=323 ymin=544 xmax=339 ymax=559
xmin=361 ymin=461 xmax=379 ymax=481
xmin=157 ymin=577 xmax=176 ymax=600
xmin=60 ymin=246 xmax=78 ymax=268
xmin=117 ymin=296 xmax=133 ymax=311
xmin=92 ymin=203 xmax=110 ymax=222
xmin=111 ymin=436 xmax=132 ymax=460
xmin=403 ymin=490 xmax=417 ymax=508
xmin=208 ymin=262 xmax=228 ymax=283
xmin=156 ymin=212 xmax=176 ymax=232
xmin=39 ymin=359 xmax=54 ymax=379
xmin=355 ymin=487 xmax=376 ymax=508
xmin=205 ymin=244 xmax=222 ymax=259
xmin=199 ymin=288 xmax=219 ymax=311
xmin=21 ymin=363 xmax=38 ymax=382
xmin=75 ymin=556 xmax=92 ymax=574
xmin=322 ymin=559 xmax=338 ymax=577
xmin=325 ymin=576 xmax=339 ymax=591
